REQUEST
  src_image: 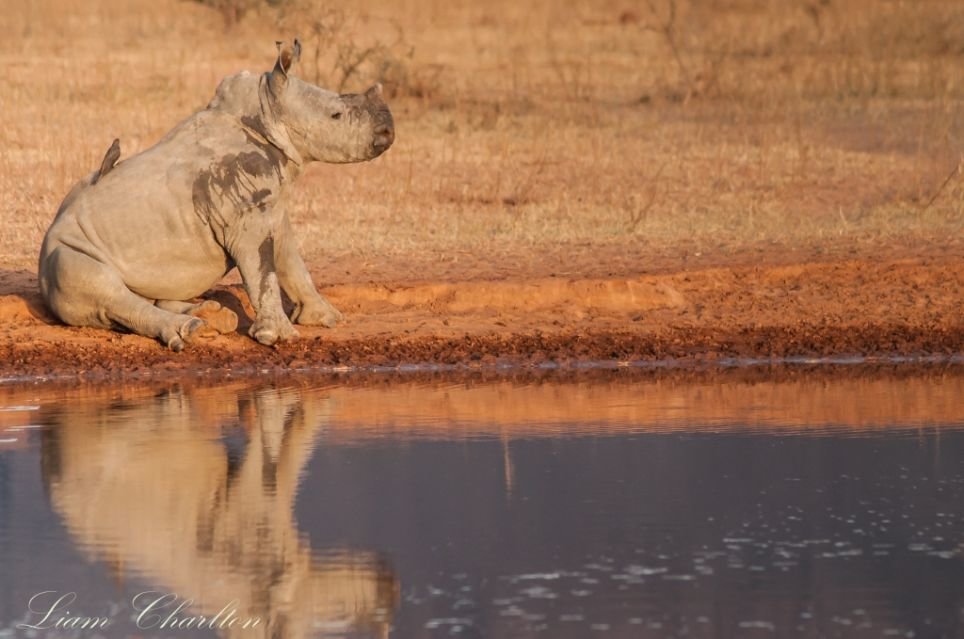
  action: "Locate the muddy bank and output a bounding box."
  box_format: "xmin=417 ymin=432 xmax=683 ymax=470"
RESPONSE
xmin=0 ymin=249 xmax=961 ymax=383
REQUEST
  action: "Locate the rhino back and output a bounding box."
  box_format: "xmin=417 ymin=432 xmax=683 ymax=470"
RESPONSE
xmin=46 ymin=108 xmax=289 ymax=301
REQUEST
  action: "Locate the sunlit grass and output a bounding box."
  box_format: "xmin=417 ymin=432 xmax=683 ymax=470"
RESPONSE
xmin=0 ymin=0 xmax=961 ymax=270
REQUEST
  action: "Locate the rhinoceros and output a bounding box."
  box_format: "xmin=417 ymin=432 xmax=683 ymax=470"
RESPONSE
xmin=38 ymin=40 xmax=394 ymax=350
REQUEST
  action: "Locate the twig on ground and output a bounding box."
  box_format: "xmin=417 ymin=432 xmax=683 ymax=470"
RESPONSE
xmin=920 ymin=158 xmax=963 ymax=214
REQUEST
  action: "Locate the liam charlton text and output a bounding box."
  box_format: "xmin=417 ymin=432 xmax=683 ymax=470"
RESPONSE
xmin=17 ymin=591 xmax=263 ymax=632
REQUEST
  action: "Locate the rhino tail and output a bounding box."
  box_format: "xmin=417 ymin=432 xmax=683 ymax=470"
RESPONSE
xmin=91 ymin=138 xmax=121 ymax=185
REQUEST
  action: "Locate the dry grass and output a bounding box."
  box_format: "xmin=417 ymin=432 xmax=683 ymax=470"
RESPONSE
xmin=0 ymin=0 xmax=961 ymax=271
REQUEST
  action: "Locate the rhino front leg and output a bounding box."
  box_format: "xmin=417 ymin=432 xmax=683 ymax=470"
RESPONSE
xmin=232 ymin=234 xmax=298 ymax=346
xmin=275 ymin=215 xmax=343 ymax=328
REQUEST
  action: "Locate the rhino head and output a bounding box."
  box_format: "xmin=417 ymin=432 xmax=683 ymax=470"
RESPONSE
xmin=246 ymin=39 xmax=395 ymax=165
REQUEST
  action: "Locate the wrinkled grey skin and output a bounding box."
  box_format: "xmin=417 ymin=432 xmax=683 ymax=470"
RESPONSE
xmin=38 ymin=40 xmax=394 ymax=350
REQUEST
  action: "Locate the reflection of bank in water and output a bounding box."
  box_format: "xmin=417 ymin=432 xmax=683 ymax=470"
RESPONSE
xmin=39 ymin=387 xmax=398 ymax=639
xmin=314 ymin=367 xmax=964 ymax=441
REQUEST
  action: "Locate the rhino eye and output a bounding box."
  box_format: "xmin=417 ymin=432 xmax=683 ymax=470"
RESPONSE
xmin=331 ymin=112 xmax=342 ymax=120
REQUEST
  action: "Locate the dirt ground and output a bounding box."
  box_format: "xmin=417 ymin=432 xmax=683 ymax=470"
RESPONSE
xmin=1 ymin=239 xmax=961 ymax=383
xmin=0 ymin=0 xmax=961 ymax=383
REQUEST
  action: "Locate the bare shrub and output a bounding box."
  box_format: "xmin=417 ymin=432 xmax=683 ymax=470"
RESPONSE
xmin=272 ymin=1 xmax=437 ymax=98
xmin=191 ymin=0 xmax=280 ymax=29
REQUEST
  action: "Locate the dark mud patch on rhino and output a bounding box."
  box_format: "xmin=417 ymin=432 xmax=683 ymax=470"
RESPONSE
xmin=251 ymin=188 xmax=272 ymax=212
xmin=239 ymin=115 xmax=291 ymax=166
xmin=257 ymin=235 xmax=275 ymax=292
xmin=192 ymin=143 xmax=286 ymax=223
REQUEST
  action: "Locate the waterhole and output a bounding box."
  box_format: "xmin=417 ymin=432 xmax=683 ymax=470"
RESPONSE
xmin=1 ymin=367 xmax=963 ymax=638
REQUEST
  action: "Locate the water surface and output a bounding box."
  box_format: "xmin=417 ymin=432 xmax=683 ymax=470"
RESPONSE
xmin=1 ymin=368 xmax=964 ymax=639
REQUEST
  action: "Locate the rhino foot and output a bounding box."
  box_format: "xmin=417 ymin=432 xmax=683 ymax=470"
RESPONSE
xmin=167 ymin=317 xmax=206 ymax=352
xmin=249 ymin=316 xmax=299 ymax=346
xmin=190 ymin=300 xmax=239 ymax=335
xmin=292 ymin=299 xmax=343 ymax=328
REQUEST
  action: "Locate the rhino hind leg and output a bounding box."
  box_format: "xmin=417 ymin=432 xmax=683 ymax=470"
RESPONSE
xmin=155 ymin=299 xmax=239 ymax=335
xmin=42 ymin=245 xmax=205 ymax=351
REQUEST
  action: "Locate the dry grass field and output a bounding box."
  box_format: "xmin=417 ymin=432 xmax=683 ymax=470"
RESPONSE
xmin=1 ymin=0 xmax=961 ymax=269
xmin=0 ymin=0 xmax=962 ymax=375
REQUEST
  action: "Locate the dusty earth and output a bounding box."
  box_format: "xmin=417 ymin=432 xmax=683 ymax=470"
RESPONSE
xmin=0 ymin=240 xmax=961 ymax=383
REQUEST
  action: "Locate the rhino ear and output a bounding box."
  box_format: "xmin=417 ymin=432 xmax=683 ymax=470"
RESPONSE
xmin=268 ymin=38 xmax=301 ymax=94
xmin=365 ymin=83 xmax=384 ymax=101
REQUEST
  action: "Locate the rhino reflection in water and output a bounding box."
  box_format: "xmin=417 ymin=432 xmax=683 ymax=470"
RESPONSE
xmin=39 ymin=385 xmax=397 ymax=639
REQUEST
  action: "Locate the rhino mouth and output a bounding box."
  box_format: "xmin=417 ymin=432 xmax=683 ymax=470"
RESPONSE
xmin=371 ymin=117 xmax=395 ymax=158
